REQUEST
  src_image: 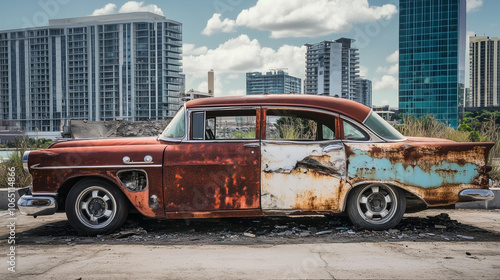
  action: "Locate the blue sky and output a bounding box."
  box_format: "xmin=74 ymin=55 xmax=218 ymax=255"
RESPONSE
xmin=1 ymin=0 xmax=498 ymax=107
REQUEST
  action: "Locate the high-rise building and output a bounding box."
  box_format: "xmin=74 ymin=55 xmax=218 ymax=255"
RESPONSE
xmin=399 ymin=0 xmax=466 ymax=128
xmin=246 ymin=70 xmax=301 ymax=95
xmin=357 ymin=78 xmax=372 ymax=107
xmin=305 ymin=38 xmax=360 ymax=102
xmin=469 ymin=36 xmax=500 ymax=108
xmin=0 ymin=12 xmax=183 ymax=134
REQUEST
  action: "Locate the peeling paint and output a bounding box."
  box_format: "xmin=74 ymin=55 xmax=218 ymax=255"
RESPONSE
xmin=261 ymin=141 xmax=348 ymax=211
xmin=345 ymin=141 xmax=494 ymax=206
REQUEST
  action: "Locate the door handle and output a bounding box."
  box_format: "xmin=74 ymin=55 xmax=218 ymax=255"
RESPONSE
xmin=323 ymin=145 xmax=343 ymax=153
xmin=244 ymin=143 xmax=260 ymax=148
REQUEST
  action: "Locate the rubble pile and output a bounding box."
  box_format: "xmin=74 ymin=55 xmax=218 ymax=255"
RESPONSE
xmin=17 ymin=213 xmax=500 ymax=245
xmin=69 ymin=119 xmax=171 ymax=138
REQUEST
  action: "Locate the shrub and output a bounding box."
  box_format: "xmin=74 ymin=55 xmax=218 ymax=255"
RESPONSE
xmin=0 ymin=138 xmax=34 ymax=188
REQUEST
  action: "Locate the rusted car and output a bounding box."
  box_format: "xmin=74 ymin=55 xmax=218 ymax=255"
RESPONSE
xmin=19 ymin=95 xmax=494 ymax=235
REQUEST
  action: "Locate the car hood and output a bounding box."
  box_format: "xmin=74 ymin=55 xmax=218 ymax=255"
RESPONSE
xmin=49 ymin=137 xmax=161 ymax=148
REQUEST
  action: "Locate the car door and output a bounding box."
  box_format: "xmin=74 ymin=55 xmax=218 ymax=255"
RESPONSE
xmin=163 ymin=107 xmax=261 ymax=212
xmin=260 ymin=107 xmax=347 ymax=212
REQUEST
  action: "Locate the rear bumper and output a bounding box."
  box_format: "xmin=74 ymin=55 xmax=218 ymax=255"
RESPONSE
xmin=17 ymin=195 xmax=58 ymax=216
xmin=459 ymin=189 xmax=495 ymax=202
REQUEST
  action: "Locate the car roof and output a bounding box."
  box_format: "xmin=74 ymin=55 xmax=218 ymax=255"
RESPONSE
xmin=185 ymin=94 xmax=372 ymax=123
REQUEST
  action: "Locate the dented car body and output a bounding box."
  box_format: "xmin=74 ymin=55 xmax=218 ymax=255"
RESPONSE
xmin=19 ymin=95 xmax=495 ymax=234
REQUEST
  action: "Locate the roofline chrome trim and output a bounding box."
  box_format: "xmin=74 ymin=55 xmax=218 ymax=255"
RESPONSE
xmin=30 ymin=164 xmax=162 ymax=170
xmin=262 ymin=105 xmax=341 ymax=117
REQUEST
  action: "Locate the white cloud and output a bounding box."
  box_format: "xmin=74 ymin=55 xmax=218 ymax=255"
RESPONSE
xmin=202 ymin=13 xmax=237 ymax=36
xmin=91 ymin=1 xmax=163 ymax=16
xmin=386 ymin=50 xmax=399 ymax=63
xmin=203 ymin=0 xmax=397 ymax=38
xmin=184 ymin=35 xmax=306 ymax=96
xmin=119 ymin=1 xmax=163 ymax=15
xmin=373 ymin=75 xmax=398 ymax=91
xmin=92 ymin=3 xmax=117 ymax=16
xmin=226 ymin=74 xmax=241 ymax=80
xmin=183 ymin=43 xmax=208 ymax=56
xmin=374 ymin=50 xmax=399 ymax=85
xmin=467 ymin=0 xmax=483 ymax=12
xmin=376 ymin=64 xmax=398 ymax=75
xmin=359 ymin=65 xmax=368 ymax=77
xmin=183 ymin=35 xmax=306 ymax=80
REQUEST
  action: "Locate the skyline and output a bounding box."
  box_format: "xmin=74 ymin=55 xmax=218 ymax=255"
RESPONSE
xmin=0 ymin=0 xmax=498 ymax=107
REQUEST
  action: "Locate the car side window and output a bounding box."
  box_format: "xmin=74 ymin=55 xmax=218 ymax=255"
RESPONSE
xmin=266 ymin=109 xmax=336 ymax=141
xmin=343 ymin=120 xmax=370 ymax=141
xmin=192 ymin=109 xmax=257 ymax=140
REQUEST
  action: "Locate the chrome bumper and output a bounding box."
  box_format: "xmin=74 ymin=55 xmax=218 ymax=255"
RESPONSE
xmin=459 ymin=189 xmax=495 ymax=202
xmin=17 ymin=195 xmax=58 ymax=216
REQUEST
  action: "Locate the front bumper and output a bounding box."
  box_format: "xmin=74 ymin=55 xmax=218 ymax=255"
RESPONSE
xmin=17 ymin=195 xmax=58 ymax=216
xmin=459 ymin=189 xmax=495 ymax=202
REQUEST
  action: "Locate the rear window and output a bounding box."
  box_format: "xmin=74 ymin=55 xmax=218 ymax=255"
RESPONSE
xmin=364 ymin=112 xmax=405 ymax=141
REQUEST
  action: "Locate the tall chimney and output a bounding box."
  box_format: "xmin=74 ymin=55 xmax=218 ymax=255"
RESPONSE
xmin=208 ymin=69 xmax=214 ymax=96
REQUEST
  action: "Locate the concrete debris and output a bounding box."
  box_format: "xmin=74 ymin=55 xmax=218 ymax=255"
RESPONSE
xmin=69 ymin=119 xmax=171 ymax=139
xmin=457 ymin=235 xmax=475 ymax=240
xmin=299 ymin=231 xmax=311 ymax=237
xmin=243 ymin=232 xmax=256 ymax=238
xmin=109 ymin=229 xmax=148 ymax=239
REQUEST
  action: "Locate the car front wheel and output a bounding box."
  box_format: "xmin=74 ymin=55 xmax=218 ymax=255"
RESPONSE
xmin=347 ymin=183 xmax=405 ymax=230
xmin=66 ymin=179 xmax=129 ymax=235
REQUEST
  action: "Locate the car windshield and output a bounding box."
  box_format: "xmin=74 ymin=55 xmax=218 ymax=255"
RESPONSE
xmin=364 ymin=111 xmax=406 ymax=141
xmin=160 ymin=107 xmax=185 ymax=139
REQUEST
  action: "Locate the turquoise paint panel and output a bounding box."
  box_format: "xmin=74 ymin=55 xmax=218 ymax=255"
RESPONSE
xmin=348 ymin=148 xmax=478 ymax=188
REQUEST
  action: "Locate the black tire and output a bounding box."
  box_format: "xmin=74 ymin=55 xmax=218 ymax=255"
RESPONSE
xmin=66 ymin=178 xmax=129 ymax=235
xmin=347 ymin=183 xmax=406 ymax=230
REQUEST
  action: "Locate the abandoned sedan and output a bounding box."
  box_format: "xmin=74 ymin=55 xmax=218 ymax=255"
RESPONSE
xmin=19 ymin=95 xmax=494 ymax=235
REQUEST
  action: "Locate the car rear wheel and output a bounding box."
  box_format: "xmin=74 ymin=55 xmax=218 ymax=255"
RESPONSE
xmin=66 ymin=179 xmax=129 ymax=235
xmin=347 ymin=183 xmax=405 ymax=230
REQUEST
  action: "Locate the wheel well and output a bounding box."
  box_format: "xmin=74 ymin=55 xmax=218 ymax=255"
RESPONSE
xmin=57 ymin=176 xmax=130 ymax=212
xmin=345 ymin=182 xmax=427 ymax=213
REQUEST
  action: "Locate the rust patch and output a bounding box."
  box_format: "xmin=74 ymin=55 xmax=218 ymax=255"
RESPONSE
xmin=345 ymin=141 xmax=494 ymax=207
xmin=166 ymin=210 xmax=264 ymax=219
xmin=291 ymin=189 xmax=338 ymax=210
xmin=163 ymin=142 xmax=261 ymax=212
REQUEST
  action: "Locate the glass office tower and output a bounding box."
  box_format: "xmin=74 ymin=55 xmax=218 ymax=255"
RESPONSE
xmin=0 ymin=12 xmax=183 ymax=133
xmin=399 ymin=0 xmax=466 ymax=128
